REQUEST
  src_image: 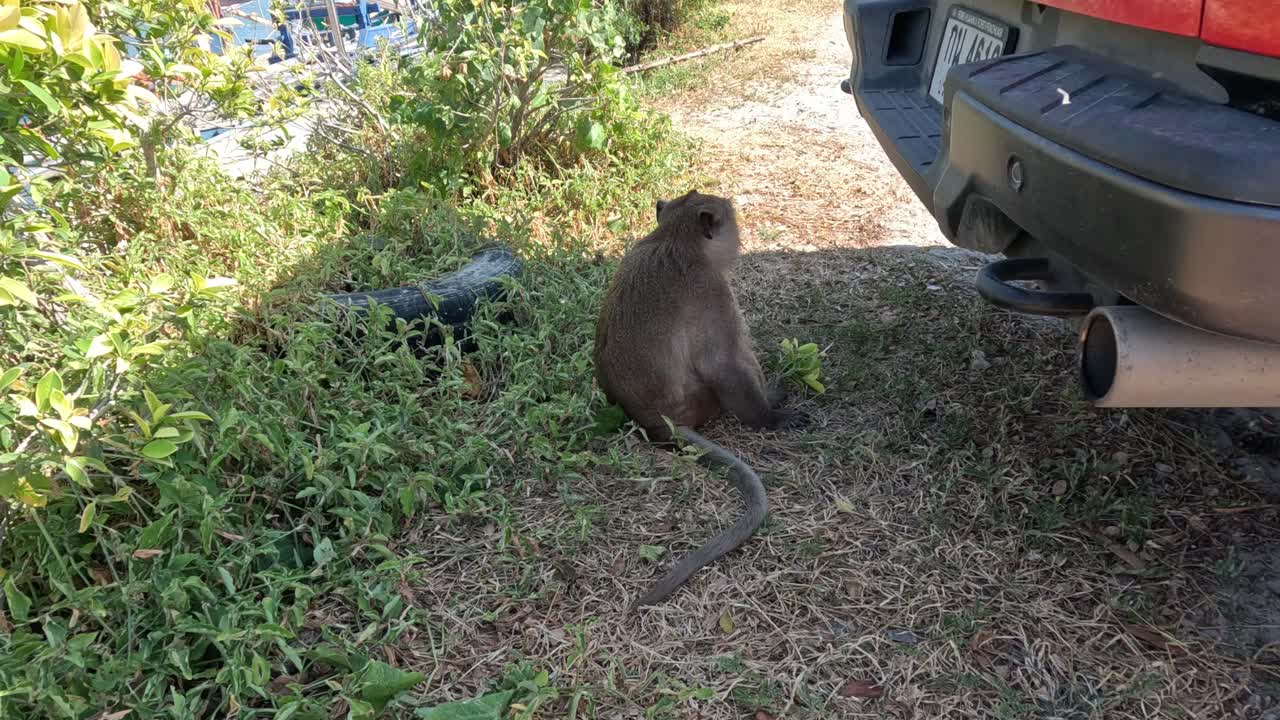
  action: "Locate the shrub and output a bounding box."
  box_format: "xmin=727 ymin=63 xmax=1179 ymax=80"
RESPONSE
xmin=393 ymin=0 xmax=633 ymax=175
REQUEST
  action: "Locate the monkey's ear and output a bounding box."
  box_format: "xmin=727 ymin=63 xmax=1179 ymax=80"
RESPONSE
xmin=655 ymin=200 xmax=667 ymax=215
xmin=698 ymin=208 xmax=718 ymax=239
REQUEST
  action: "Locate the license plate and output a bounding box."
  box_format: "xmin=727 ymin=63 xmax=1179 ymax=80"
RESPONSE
xmin=928 ymin=6 xmax=1016 ymax=104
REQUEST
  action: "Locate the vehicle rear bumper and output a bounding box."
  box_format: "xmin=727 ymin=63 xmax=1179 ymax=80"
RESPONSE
xmin=934 ymin=91 xmax=1280 ymax=344
xmin=843 ymin=0 xmax=1280 ymax=344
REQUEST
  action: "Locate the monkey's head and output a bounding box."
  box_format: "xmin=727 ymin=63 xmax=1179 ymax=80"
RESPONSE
xmin=654 ymin=190 xmax=741 ymax=267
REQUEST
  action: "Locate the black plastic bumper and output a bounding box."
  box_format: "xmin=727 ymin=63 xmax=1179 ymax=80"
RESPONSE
xmin=934 ymin=85 xmax=1280 ymax=344
xmin=844 ymin=0 xmax=1280 ymax=345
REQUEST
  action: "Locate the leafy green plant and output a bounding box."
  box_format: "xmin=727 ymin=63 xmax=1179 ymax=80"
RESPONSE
xmin=0 ymin=0 xmax=250 ymax=519
xmin=395 ymin=0 xmax=632 ymax=174
xmin=777 ymin=338 xmax=826 ymax=394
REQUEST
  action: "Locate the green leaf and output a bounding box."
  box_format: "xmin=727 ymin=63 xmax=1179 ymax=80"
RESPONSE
xmin=149 ymin=274 xmax=174 ymax=294
xmin=143 ymin=388 xmax=161 ymax=415
xmin=25 ymin=250 xmax=87 ymax=271
xmin=307 ymin=645 xmax=354 ymax=671
xmin=17 ymin=397 xmax=38 ymax=416
xmin=399 ymin=485 xmax=415 ymax=517
xmin=128 ymin=343 xmax=166 ymax=357
xmin=140 ymin=440 xmax=177 ymax=459
xmin=64 ymin=457 xmax=92 ymax=488
xmin=191 ymin=275 xmax=237 ymax=293
xmin=48 ymin=389 xmax=71 ymax=419
xmin=0 ymin=366 xmax=22 ymax=392
xmin=153 ymin=426 xmax=180 ymax=439
xmin=356 ymin=660 xmax=426 ymax=713
xmin=3 ymin=577 xmax=32 ymax=622
xmin=591 ymin=404 xmax=627 ymax=436
xmin=40 ymin=418 xmax=77 ymax=451
xmin=638 ymin=545 xmax=665 ymax=563
xmin=78 ymin=502 xmax=96 ymax=533
xmin=35 ymin=369 xmax=62 ymax=412
xmin=0 ymin=277 xmax=38 ymax=307
xmin=585 ymin=122 xmax=606 ymax=150
xmin=416 ymin=690 xmax=516 ymax=720
xmin=18 ymin=80 xmax=59 ymax=114
xmin=0 ymin=28 xmax=48 ymax=52
xmin=575 ymin=117 xmax=606 ymax=151
xmin=168 ymin=411 xmax=212 ymax=422
xmin=217 ymin=566 xmax=235 ymax=594
xmin=138 ymin=513 xmax=173 ymax=547
xmin=348 ymin=699 xmax=375 ymax=720
xmin=313 ymin=537 xmax=337 ymax=567
xmin=86 ymin=334 xmax=114 ymax=358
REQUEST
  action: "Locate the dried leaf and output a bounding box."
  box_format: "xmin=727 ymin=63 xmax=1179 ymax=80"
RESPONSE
xmin=838 ymin=679 xmax=885 ymax=699
xmin=267 ymin=674 xmax=298 ymax=696
xmin=461 ymin=362 xmax=484 ymax=399
xmin=967 ymin=629 xmax=993 ymax=653
xmin=754 ymin=711 xmax=776 ymax=720
xmin=131 ymin=548 xmax=164 ymax=560
xmin=1106 ymin=542 xmax=1146 ymax=570
xmin=1122 ymin=623 xmax=1187 ymax=657
xmin=718 ymin=610 xmax=735 ymax=634
xmin=214 ymin=528 xmax=246 ymax=541
xmin=1052 ymin=479 xmax=1068 ymax=497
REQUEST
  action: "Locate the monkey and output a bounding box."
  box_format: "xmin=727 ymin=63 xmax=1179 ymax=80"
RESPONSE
xmin=593 ymin=189 xmax=803 ymax=609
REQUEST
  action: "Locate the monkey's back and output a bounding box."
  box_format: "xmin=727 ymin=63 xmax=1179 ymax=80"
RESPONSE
xmin=594 ymin=236 xmax=735 ymax=433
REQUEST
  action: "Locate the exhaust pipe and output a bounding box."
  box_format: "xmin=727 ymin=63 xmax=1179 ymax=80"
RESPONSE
xmin=1079 ymin=306 xmax=1280 ymax=408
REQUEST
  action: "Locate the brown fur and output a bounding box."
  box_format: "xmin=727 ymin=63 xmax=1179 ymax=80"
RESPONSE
xmin=593 ymin=190 xmax=801 ymax=608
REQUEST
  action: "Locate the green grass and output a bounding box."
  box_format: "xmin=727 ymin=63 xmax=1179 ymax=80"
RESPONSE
xmin=0 ymin=34 xmax=692 ymax=717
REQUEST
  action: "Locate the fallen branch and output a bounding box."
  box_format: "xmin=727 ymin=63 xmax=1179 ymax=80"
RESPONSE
xmin=622 ymin=35 xmax=766 ymax=75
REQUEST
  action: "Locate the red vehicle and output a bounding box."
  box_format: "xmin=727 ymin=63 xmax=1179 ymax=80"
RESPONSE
xmin=842 ymin=1 xmax=1280 ymax=408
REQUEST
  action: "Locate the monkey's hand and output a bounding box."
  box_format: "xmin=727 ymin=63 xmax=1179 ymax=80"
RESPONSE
xmin=766 ymin=379 xmax=788 ymax=409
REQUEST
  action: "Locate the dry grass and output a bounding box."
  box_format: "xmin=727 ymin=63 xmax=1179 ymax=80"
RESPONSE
xmin=399 ymin=243 xmax=1279 ymax=718
xmin=391 ymin=1 xmax=1280 ymax=717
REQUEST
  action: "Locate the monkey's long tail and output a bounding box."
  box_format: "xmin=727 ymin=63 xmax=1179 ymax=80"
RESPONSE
xmin=631 ymin=426 xmax=768 ymax=609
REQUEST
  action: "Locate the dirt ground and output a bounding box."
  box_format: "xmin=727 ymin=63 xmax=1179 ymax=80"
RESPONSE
xmin=412 ymin=4 xmax=1280 ymax=718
